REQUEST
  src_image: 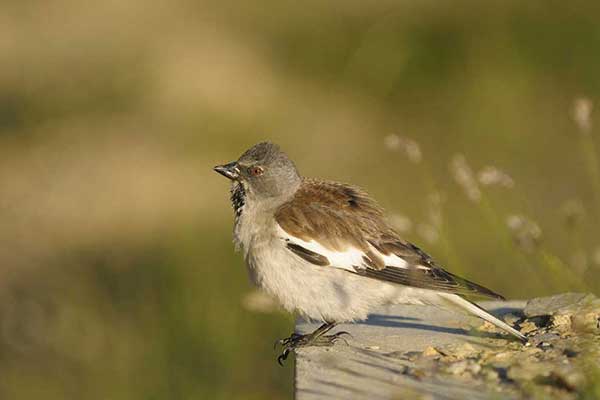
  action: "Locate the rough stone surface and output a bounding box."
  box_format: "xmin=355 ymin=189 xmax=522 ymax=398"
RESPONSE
xmin=524 ymin=293 xmax=600 ymax=318
xmin=294 ymin=294 xmax=600 ymax=400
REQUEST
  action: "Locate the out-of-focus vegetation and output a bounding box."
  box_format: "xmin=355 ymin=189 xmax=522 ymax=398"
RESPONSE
xmin=1 ymin=0 xmax=600 ymax=398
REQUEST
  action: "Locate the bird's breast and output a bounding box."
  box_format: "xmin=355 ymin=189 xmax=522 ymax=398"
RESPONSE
xmin=232 ymin=201 xmax=275 ymax=256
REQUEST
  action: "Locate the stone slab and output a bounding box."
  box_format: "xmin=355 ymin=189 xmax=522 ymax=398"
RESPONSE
xmin=294 ymin=301 xmax=525 ymax=400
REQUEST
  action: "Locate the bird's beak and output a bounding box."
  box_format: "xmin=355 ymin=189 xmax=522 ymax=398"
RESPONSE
xmin=213 ymin=161 xmax=240 ymax=180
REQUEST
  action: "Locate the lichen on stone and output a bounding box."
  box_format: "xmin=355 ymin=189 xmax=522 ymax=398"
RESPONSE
xmin=398 ymin=293 xmax=600 ymax=399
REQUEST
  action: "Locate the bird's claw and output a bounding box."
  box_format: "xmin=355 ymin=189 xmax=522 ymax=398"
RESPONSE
xmin=277 ymin=349 xmax=291 ymax=366
xmin=274 ymin=333 xmax=301 ymax=349
xmin=331 ymin=331 xmax=352 ymax=345
xmin=274 ymin=331 xmax=351 ymax=366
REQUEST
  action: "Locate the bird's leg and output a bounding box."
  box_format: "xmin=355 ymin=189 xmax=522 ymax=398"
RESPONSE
xmin=275 ymin=322 xmax=350 ymax=365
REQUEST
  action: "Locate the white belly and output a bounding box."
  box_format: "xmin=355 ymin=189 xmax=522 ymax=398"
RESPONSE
xmin=233 ymin=202 xmax=440 ymax=322
xmin=245 ymin=234 xmax=436 ymax=322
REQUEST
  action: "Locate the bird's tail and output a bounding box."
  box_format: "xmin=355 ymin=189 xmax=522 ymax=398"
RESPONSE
xmin=438 ymin=292 xmax=527 ymax=342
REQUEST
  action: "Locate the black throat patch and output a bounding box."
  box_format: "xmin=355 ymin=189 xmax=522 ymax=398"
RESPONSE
xmin=230 ymin=182 xmax=246 ymax=218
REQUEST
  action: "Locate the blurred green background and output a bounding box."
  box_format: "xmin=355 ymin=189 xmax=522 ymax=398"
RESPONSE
xmin=1 ymin=0 xmax=600 ymax=398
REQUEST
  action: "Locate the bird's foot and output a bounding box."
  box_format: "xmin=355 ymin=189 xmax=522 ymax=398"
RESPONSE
xmin=275 ymin=331 xmax=350 ymax=365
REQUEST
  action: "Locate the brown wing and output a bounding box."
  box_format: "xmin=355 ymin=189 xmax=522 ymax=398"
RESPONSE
xmin=275 ymin=179 xmax=504 ymax=300
xmin=275 ymin=179 xmax=387 ymax=253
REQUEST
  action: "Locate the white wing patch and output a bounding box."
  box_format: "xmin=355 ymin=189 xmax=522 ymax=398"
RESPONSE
xmin=276 ymin=224 xmax=408 ymax=271
xmin=379 ymin=252 xmax=411 ymax=269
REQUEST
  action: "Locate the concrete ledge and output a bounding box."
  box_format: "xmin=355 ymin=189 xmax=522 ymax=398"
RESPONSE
xmin=295 ymin=301 xmax=524 ymax=400
xmin=295 ymin=293 xmax=600 ymax=399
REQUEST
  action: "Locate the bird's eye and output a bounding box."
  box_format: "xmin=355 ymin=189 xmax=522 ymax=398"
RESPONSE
xmin=250 ymin=166 xmax=264 ymax=176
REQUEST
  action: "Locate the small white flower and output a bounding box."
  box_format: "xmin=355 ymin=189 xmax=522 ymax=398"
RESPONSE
xmin=506 ymin=214 xmax=542 ymax=252
xmin=384 ymin=134 xmax=422 ymax=163
xmin=506 ymin=215 xmax=523 ymax=230
xmin=384 ymin=134 xmax=401 ymax=151
xmin=572 ymin=97 xmax=593 ymax=134
xmin=389 ymin=213 xmax=413 ymax=233
xmin=477 ymin=166 xmax=515 ymax=189
xmin=450 ymin=154 xmax=481 ymax=202
xmin=426 ymin=192 xmax=445 ymax=228
xmin=402 ymin=138 xmax=422 ymax=163
xmin=417 ymin=223 xmax=439 ymax=244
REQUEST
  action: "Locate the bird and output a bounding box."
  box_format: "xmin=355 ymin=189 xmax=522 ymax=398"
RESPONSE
xmin=214 ymin=142 xmax=527 ymax=364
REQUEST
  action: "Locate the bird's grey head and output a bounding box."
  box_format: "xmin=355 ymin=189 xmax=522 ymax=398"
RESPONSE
xmin=214 ymin=142 xmax=301 ymax=203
